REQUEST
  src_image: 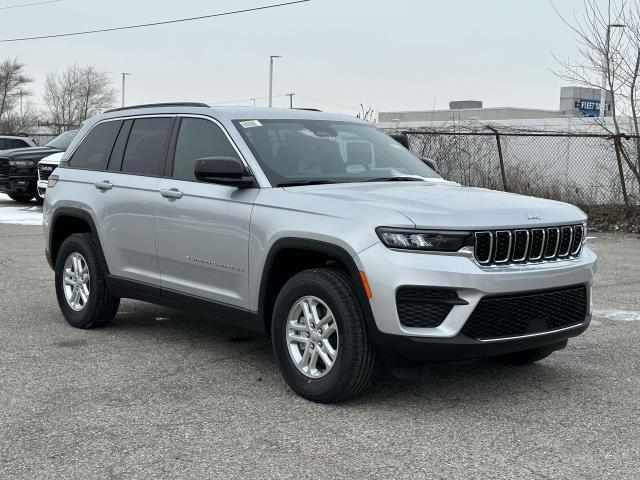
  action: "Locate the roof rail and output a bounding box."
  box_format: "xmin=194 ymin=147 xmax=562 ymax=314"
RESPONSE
xmin=294 ymin=108 xmax=322 ymax=112
xmin=105 ymin=102 xmax=210 ymax=113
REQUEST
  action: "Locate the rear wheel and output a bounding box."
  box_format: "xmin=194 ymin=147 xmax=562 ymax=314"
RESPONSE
xmin=272 ymin=268 xmax=376 ymax=403
xmin=492 ymin=340 xmax=567 ymax=365
xmin=8 ymin=192 xmax=34 ymax=203
xmin=55 ymin=233 xmax=120 ymax=329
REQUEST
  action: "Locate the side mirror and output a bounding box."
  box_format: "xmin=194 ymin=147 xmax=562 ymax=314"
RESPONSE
xmin=421 ymin=158 xmax=438 ymax=172
xmin=194 ymin=157 xmax=256 ymax=188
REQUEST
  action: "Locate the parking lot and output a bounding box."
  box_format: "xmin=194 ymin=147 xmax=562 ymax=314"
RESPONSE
xmin=0 ymin=195 xmax=639 ymax=479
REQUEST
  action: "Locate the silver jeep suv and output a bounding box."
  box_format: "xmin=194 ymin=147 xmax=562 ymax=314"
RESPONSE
xmin=43 ymin=103 xmax=597 ymax=403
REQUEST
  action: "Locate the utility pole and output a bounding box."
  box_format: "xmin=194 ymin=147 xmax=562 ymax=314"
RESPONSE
xmin=121 ymin=73 xmax=132 ymax=107
xmin=19 ymin=90 xmax=23 ymax=119
xmin=268 ymin=55 xmax=281 ymax=107
xmin=600 ymin=24 xmax=624 ymax=118
xmin=286 ymin=93 xmax=295 ymax=109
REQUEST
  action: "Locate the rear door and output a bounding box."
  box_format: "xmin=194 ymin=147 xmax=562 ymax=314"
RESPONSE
xmin=83 ymin=116 xmax=175 ymax=286
xmin=155 ymin=116 xmax=258 ymax=309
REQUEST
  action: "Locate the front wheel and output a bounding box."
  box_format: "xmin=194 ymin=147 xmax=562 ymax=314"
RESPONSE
xmin=272 ymin=268 xmax=376 ymax=403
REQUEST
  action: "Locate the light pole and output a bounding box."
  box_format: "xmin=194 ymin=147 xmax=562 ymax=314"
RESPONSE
xmin=268 ymin=55 xmax=281 ymax=107
xmin=121 ymin=73 xmax=132 ymax=107
xmin=600 ymin=24 xmax=624 ymax=118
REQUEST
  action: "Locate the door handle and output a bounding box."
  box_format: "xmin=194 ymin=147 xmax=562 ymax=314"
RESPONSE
xmin=160 ymin=188 xmax=183 ymax=200
xmin=94 ymin=180 xmax=113 ymax=191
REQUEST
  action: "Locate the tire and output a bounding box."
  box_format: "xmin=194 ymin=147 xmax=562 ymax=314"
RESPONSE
xmin=35 ymin=188 xmax=45 ymax=205
xmin=271 ymin=268 xmax=376 ymax=403
xmin=8 ymin=192 xmax=34 ymax=203
xmin=492 ymin=340 xmax=567 ymax=365
xmin=55 ymin=233 xmax=120 ymax=329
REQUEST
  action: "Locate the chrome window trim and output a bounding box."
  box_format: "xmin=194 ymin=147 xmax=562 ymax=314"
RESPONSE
xmin=63 ymin=113 xmax=258 ymax=182
xmin=544 ymin=227 xmax=560 ymax=259
xmin=175 ymin=113 xmax=255 ymax=177
xmin=512 ymin=229 xmax=530 ymax=262
xmin=493 ymin=230 xmax=512 ymax=264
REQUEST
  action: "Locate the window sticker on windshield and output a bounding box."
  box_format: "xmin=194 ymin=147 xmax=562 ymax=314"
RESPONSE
xmin=240 ymin=120 xmax=262 ymax=128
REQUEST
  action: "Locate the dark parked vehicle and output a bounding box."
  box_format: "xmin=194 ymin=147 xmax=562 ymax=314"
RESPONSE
xmin=0 ymin=134 xmax=37 ymax=150
xmin=0 ymin=130 xmax=78 ymax=204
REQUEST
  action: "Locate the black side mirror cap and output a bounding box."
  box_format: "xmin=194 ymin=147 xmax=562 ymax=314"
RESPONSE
xmin=421 ymin=158 xmax=438 ymax=172
xmin=194 ymin=157 xmax=257 ymax=188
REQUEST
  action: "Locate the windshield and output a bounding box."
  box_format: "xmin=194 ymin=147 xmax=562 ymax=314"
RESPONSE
xmin=233 ymin=119 xmax=439 ymax=186
xmin=45 ymin=130 xmax=78 ymax=150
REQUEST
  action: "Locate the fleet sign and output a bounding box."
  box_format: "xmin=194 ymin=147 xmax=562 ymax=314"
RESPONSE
xmin=575 ymin=98 xmax=609 ymax=117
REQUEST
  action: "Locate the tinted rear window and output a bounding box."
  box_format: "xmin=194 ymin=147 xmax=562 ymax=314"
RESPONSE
xmin=70 ymin=122 xmax=122 ymax=170
xmin=121 ymin=118 xmax=174 ymax=176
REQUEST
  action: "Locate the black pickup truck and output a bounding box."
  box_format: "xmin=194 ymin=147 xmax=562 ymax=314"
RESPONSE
xmin=0 ymin=130 xmax=77 ymax=204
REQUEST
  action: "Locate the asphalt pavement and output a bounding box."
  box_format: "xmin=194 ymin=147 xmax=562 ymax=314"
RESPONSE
xmin=0 ymin=199 xmax=639 ymax=479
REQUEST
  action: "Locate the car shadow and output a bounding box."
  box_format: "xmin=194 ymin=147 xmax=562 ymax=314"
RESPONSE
xmin=97 ymin=301 xmax=588 ymax=406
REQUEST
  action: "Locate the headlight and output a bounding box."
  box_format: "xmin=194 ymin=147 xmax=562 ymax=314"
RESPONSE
xmin=376 ymin=227 xmax=471 ymax=252
xmin=9 ymin=160 xmax=34 ymax=167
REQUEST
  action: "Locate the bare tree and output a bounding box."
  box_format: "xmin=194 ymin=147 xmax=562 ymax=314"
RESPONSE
xmin=44 ymin=65 xmax=117 ymax=133
xmin=553 ymin=0 xmax=640 ymax=204
xmin=357 ymin=104 xmax=376 ymax=123
xmin=0 ymin=58 xmax=32 ymax=130
xmin=1 ymin=100 xmax=39 ymax=133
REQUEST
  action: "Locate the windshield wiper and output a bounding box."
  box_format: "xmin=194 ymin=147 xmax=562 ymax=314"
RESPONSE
xmin=362 ymin=176 xmax=426 ymax=182
xmin=277 ymin=180 xmax=337 ymax=187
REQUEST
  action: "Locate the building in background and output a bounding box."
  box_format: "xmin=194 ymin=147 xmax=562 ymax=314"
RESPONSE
xmin=377 ymin=86 xmax=613 ymax=130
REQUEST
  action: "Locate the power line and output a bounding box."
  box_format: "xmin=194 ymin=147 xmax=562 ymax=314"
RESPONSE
xmin=0 ymin=0 xmax=61 ymax=10
xmin=0 ymin=0 xmax=311 ymax=43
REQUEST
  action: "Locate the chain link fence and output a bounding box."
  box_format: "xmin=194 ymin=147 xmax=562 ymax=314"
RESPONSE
xmin=397 ymin=130 xmax=640 ymax=207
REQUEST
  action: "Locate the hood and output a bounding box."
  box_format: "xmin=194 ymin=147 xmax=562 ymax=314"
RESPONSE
xmin=284 ymin=181 xmax=586 ymax=229
xmin=38 ymin=152 xmax=65 ymax=165
xmin=0 ymin=146 xmax=61 ymax=162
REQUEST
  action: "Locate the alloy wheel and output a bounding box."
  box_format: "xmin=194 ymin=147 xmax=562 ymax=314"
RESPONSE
xmin=62 ymin=252 xmax=90 ymax=311
xmin=286 ymin=296 xmax=339 ymax=378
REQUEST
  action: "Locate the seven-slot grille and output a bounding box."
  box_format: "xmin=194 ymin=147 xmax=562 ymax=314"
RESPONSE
xmin=0 ymin=158 xmax=9 ymax=177
xmin=38 ymin=163 xmax=55 ymax=181
xmin=474 ymin=225 xmax=584 ymax=266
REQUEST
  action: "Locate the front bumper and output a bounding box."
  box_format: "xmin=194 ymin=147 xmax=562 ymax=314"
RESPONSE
xmin=356 ymin=242 xmax=597 ymax=355
xmin=372 ymin=316 xmax=589 ymax=361
xmin=0 ymin=177 xmax=35 ymax=194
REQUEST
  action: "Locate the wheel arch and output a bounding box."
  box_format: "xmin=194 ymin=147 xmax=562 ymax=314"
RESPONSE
xmin=49 ymin=207 xmax=109 ymax=274
xmin=257 ymin=237 xmax=376 ymax=336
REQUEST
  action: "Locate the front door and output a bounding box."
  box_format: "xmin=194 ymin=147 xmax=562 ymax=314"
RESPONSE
xmin=155 ymin=117 xmax=258 ymax=309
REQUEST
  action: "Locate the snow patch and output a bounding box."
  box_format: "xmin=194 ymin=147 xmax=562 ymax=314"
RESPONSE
xmin=593 ymin=309 xmax=640 ymax=322
xmin=0 ymin=195 xmax=43 ymax=225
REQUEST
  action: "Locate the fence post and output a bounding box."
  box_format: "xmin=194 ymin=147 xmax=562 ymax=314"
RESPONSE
xmin=488 ymin=127 xmax=508 ymax=191
xmin=612 ymin=135 xmax=630 ymax=207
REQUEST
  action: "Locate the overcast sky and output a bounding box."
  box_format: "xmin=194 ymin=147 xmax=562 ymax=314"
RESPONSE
xmin=2 ymin=0 xmax=590 ymax=116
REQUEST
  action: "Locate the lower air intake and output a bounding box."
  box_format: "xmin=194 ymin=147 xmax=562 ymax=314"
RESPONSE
xmin=460 ymin=285 xmax=587 ymax=340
